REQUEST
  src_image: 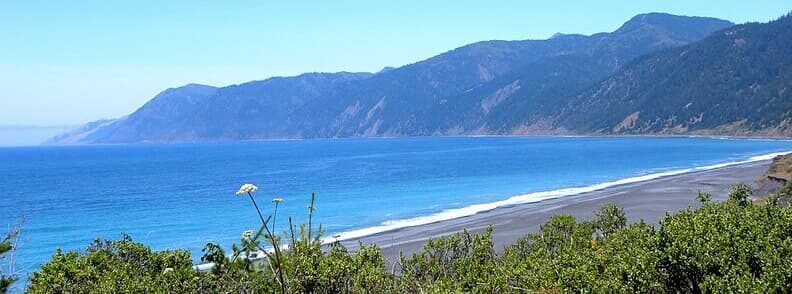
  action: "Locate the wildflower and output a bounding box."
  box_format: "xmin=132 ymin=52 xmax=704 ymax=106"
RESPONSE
xmin=272 ymin=197 xmax=284 ymax=203
xmin=237 ymin=183 xmax=267 ymax=226
xmin=236 ymin=183 xmax=258 ymax=196
xmin=242 ymin=230 xmax=253 ymax=239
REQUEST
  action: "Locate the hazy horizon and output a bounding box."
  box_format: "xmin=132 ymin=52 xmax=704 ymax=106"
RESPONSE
xmin=0 ymin=125 xmax=76 ymax=147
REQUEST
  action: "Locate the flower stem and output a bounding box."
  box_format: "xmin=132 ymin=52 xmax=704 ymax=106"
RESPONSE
xmin=308 ymin=192 xmax=315 ymax=241
xmin=272 ymin=203 xmax=279 ymax=236
xmin=247 ymin=192 xmax=267 ymax=226
xmin=247 ymin=191 xmax=286 ymax=292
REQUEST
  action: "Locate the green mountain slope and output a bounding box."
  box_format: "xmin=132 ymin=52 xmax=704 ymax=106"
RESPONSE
xmin=558 ymin=13 xmax=792 ymax=136
xmin=46 ymin=13 xmax=736 ymax=143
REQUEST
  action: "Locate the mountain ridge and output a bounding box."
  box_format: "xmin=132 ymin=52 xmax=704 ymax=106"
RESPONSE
xmin=48 ymin=13 xmax=744 ymax=144
xmin=556 ymin=13 xmax=792 ymax=136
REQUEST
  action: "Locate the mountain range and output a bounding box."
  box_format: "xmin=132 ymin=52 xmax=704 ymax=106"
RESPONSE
xmin=557 ymin=13 xmax=792 ymax=135
xmin=48 ymin=12 xmax=792 ymax=144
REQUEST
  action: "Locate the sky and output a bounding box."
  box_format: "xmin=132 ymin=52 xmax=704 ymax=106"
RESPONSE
xmin=0 ymin=0 xmax=790 ymax=126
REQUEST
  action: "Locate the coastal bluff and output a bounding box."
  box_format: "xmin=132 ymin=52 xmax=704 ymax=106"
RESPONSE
xmin=756 ymin=153 xmax=792 ymax=197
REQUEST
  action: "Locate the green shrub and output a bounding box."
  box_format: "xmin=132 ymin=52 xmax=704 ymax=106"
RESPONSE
xmin=399 ymin=227 xmax=502 ymax=293
xmin=28 ymin=235 xmax=199 ymax=293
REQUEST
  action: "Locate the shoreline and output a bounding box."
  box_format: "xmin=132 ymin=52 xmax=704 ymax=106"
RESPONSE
xmin=340 ymin=156 xmax=780 ymax=263
xmin=334 ymin=151 xmax=789 ymax=242
xmin=34 ymin=133 xmax=792 ymax=147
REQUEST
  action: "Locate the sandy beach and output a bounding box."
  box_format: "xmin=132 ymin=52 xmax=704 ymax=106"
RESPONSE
xmin=341 ymin=159 xmax=771 ymax=263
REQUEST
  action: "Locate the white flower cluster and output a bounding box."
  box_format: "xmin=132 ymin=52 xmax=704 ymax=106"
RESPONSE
xmin=242 ymin=230 xmax=254 ymax=239
xmin=236 ymin=183 xmax=258 ymax=196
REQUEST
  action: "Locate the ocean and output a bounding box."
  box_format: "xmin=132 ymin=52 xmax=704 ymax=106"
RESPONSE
xmin=2 ymin=136 xmax=792 ymax=279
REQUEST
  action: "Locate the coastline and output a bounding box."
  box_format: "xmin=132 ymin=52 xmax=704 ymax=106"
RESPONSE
xmin=331 ymin=151 xmax=790 ymax=243
xmin=340 ymin=155 xmax=781 ymax=263
xmin=37 ymin=133 xmax=792 ymax=147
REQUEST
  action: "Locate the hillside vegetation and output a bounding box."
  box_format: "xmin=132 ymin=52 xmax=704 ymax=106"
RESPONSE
xmin=560 ymin=13 xmax=792 ymax=135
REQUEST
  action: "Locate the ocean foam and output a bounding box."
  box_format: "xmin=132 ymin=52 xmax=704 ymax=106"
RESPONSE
xmin=329 ymin=151 xmax=791 ymax=242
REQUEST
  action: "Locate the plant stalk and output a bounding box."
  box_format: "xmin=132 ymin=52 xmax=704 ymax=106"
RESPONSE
xmin=247 ymin=192 xmax=287 ymax=293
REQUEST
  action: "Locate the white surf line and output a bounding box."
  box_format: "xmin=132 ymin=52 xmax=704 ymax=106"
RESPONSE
xmin=329 ymin=150 xmax=792 ymax=243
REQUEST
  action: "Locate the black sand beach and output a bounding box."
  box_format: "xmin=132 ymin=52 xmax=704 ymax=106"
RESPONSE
xmin=342 ymin=160 xmax=771 ymax=263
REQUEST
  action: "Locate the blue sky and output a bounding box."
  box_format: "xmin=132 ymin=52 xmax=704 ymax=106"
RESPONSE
xmin=0 ymin=1 xmax=789 ymax=126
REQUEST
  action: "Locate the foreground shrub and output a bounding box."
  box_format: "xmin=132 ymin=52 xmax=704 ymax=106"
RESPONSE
xmin=27 ymin=235 xmax=202 ymax=293
xmin=660 ymin=185 xmax=792 ymax=292
xmin=398 ymin=227 xmax=502 ymax=293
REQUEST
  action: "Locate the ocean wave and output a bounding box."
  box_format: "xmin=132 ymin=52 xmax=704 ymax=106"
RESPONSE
xmin=330 ymin=150 xmax=791 ymax=242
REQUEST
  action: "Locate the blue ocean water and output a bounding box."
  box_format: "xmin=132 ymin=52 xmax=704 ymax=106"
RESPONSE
xmin=2 ymin=136 xmax=792 ymax=279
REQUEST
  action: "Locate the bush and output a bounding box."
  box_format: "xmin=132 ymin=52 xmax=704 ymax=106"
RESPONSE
xmin=399 ymin=227 xmax=501 ymax=293
xmin=28 ymin=235 xmax=198 ymax=293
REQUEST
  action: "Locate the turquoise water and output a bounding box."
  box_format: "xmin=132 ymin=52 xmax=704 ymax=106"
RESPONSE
xmin=2 ymin=136 xmax=792 ymax=279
